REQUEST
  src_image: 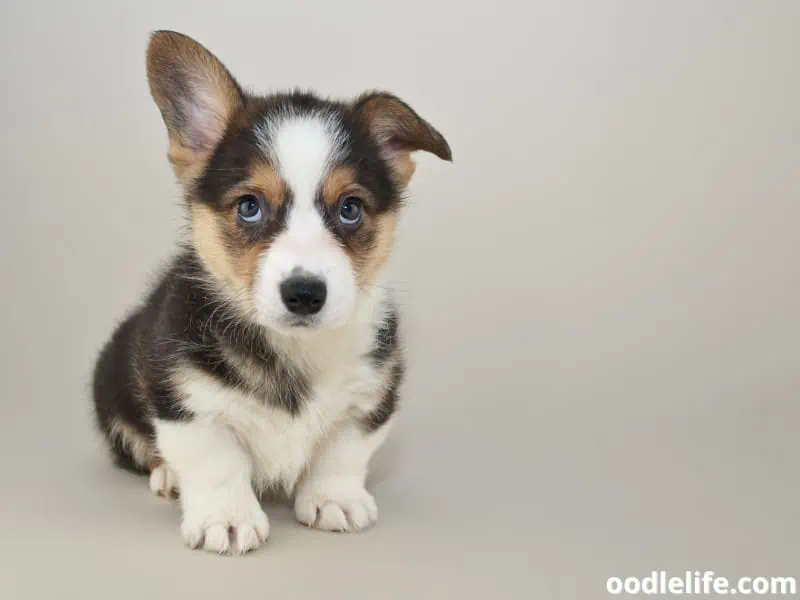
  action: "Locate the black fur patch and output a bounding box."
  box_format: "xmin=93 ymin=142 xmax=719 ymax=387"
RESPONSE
xmin=92 ymin=312 xmax=157 ymax=467
xmin=369 ymin=309 xmax=399 ymax=367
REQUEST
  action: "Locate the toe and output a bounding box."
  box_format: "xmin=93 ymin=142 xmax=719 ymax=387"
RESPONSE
xmin=317 ymin=503 xmax=349 ymax=531
xmin=345 ymin=501 xmax=370 ymax=530
xmin=234 ymin=525 xmax=261 ymax=554
xmin=294 ymin=498 xmax=318 ymax=527
xmin=181 ymin=520 xmax=204 ymax=549
xmin=252 ymin=511 xmax=270 ymax=542
xmin=203 ymin=524 xmax=231 ymax=554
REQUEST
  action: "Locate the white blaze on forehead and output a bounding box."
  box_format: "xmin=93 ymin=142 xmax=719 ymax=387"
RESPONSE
xmin=264 ymin=112 xmax=345 ymax=212
xmin=265 ymin=113 xmax=347 ymax=252
xmin=252 ymin=112 xmax=357 ymax=330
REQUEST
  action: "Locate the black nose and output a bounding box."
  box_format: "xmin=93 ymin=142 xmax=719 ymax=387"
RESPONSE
xmin=280 ymin=276 xmax=327 ymax=316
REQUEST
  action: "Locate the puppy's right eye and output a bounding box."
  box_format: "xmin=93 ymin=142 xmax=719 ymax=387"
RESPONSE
xmin=237 ymin=195 xmax=263 ymax=223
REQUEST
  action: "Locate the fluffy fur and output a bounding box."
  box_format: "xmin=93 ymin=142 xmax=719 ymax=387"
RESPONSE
xmin=91 ymin=30 xmax=450 ymax=554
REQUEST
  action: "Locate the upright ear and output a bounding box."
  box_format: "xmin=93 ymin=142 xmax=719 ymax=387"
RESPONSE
xmin=146 ymin=31 xmax=244 ymax=181
xmin=352 ymin=92 xmax=452 ymax=186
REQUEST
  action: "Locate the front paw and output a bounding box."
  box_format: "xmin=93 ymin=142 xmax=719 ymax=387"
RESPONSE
xmin=181 ymin=492 xmax=269 ymax=555
xmin=294 ymin=477 xmax=378 ymax=532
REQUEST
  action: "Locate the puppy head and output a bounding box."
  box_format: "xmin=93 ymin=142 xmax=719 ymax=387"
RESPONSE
xmin=147 ymin=31 xmax=451 ymax=333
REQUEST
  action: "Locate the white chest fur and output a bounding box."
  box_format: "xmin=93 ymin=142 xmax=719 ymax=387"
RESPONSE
xmin=170 ymin=286 xmax=390 ymax=494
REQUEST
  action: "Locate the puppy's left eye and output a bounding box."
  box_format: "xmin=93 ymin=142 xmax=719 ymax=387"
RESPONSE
xmin=237 ymin=195 xmax=263 ymax=223
xmin=338 ymin=197 xmax=363 ymax=227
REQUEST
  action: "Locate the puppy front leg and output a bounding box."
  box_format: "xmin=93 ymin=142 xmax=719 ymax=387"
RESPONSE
xmin=155 ymin=420 xmax=269 ymax=554
xmin=294 ymin=419 xmax=390 ymax=532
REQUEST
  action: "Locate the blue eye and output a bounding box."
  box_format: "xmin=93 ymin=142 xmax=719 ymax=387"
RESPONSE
xmin=237 ymin=195 xmax=263 ymax=223
xmin=339 ymin=197 xmax=363 ymax=227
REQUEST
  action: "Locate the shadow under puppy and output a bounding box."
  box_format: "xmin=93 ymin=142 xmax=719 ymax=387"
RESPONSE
xmin=92 ymin=30 xmax=450 ymax=554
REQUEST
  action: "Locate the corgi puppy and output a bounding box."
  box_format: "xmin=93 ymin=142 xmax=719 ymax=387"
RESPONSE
xmin=92 ymin=30 xmax=451 ymax=554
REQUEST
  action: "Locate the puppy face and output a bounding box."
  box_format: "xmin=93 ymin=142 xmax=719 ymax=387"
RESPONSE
xmin=147 ymin=31 xmax=451 ymax=332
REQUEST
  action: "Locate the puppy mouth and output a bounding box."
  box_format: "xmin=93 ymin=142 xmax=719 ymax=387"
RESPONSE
xmin=286 ymin=317 xmax=314 ymax=328
xmin=276 ymin=314 xmax=320 ymax=332
xmin=276 ymin=312 xmax=349 ymax=334
xmin=252 ymin=304 xmax=328 ymax=334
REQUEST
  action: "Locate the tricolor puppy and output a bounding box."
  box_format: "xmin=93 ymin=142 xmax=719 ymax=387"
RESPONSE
xmin=92 ymin=30 xmax=450 ymax=554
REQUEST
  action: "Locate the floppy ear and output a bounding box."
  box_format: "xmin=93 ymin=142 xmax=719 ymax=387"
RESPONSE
xmin=146 ymin=30 xmax=244 ymax=181
xmin=352 ymin=92 xmax=452 ymax=186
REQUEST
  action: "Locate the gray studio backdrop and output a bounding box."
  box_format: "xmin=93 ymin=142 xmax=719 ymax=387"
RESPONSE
xmin=0 ymin=1 xmax=797 ymax=598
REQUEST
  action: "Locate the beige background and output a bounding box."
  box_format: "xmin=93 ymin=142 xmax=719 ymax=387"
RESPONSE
xmin=1 ymin=1 xmax=798 ymax=598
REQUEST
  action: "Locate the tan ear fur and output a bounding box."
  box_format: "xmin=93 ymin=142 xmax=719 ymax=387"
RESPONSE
xmin=353 ymin=92 xmax=452 ymax=186
xmin=146 ymin=31 xmax=244 ymax=181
